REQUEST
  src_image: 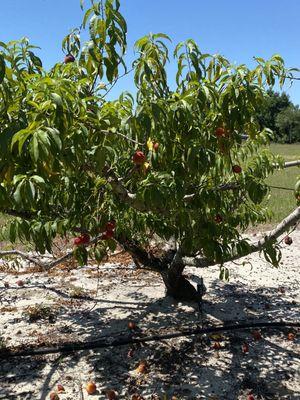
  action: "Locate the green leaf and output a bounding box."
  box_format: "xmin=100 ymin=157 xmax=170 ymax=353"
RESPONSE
xmin=51 ymin=93 xmax=63 ymax=108
xmin=247 ymin=181 xmax=268 ymax=204
xmin=13 ymin=182 xmax=23 ymax=205
xmin=0 ymin=53 xmax=5 ymax=83
xmin=74 ymin=246 xmax=88 ymax=266
xmin=28 ymin=51 xmax=42 ymax=68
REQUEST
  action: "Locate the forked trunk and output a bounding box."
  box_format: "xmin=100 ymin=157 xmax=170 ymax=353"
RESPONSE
xmin=161 ymin=252 xmax=200 ymax=301
xmin=161 ymin=270 xmax=200 ymax=301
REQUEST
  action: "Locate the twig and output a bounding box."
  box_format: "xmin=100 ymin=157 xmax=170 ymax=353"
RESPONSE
xmin=1 ymin=320 xmax=298 ymax=359
xmin=78 ymin=381 xmax=84 ymax=400
xmin=0 ymin=250 xmax=45 ymax=267
xmin=101 ymin=129 xmax=144 ymax=145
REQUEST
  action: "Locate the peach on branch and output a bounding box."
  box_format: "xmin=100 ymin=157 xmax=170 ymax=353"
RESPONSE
xmin=215 ymin=127 xmax=226 ymax=137
xmin=214 ymin=214 xmax=223 ymax=224
xmin=232 ymin=165 xmax=242 ymax=174
xmin=64 ymin=54 xmax=75 ymax=64
xmin=132 ymin=150 xmax=146 ymax=165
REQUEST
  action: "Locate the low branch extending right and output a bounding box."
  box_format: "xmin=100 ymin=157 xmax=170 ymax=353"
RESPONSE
xmin=184 ymin=206 xmax=300 ymax=268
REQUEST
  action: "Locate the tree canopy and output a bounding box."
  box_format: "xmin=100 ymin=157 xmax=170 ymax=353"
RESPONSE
xmin=0 ymin=0 xmax=299 ymax=292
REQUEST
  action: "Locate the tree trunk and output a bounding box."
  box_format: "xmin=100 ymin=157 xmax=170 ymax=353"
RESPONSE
xmin=161 ymin=270 xmax=200 ymax=301
xmin=160 ymin=249 xmax=200 ymax=301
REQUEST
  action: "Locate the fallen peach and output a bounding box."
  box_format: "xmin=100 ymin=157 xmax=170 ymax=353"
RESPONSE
xmin=86 ymin=381 xmax=97 ymax=395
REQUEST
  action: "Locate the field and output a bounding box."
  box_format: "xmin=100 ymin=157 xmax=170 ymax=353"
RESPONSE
xmin=267 ymin=143 xmax=300 ymax=222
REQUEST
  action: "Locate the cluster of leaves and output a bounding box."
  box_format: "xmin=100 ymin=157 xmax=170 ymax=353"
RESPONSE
xmin=0 ymin=0 xmax=296 ymax=267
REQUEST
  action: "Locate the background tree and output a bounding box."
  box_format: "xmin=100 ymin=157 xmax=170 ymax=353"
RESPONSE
xmin=275 ymin=105 xmax=300 ymax=143
xmin=257 ymin=90 xmax=300 ymax=142
xmin=0 ymin=0 xmax=299 ymax=301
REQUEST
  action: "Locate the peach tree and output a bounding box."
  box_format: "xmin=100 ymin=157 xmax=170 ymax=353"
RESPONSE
xmin=0 ymin=0 xmax=299 ymax=300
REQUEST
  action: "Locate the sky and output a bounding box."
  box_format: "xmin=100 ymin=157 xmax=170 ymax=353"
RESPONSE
xmin=1 ymin=0 xmax=299 ymax=105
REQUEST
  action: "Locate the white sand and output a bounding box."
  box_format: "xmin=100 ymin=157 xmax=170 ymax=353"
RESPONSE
xmin=0 ymin=232 xmax=299 ymax=399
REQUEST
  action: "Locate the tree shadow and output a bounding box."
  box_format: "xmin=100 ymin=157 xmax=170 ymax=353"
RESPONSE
xmin=0 ymin=270 xmax=299 ymax=399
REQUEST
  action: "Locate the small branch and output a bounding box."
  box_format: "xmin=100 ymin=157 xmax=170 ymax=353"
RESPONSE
xmin=0 ymin=250 xmax=45 ymax=268
xmin=108 ymin=176 xmax=148 ymax=212
xmin=0 ymin=234 xmax=104 ymax=271
xmin=1 ymin=209 xmax=34 ymax=220
xmin=1 ymin=320 xmax=299 ymax=359
xmin=44 ymin=234 xmax=104 ymax=271
xmin=101 ymin=130 xmax=144 ymax=146
xmin=251 ymin=206 xmax=300 ymax=252
xmin=105 ymin=168 xmax=167 ymax=213
xmin=117 ymin=237 xmax=164 ymax=272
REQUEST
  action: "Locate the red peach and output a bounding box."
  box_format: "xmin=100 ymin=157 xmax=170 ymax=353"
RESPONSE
xmin=64 ymin=54 xmax=75 ymax=64
xmin=232 ymin=165 xmax=242 ymax=174
xmin=132 ymin=151 xmax=146 ymax=165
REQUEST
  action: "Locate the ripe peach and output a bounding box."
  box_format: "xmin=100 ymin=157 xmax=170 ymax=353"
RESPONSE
xmin=16 ymin=280 xmax=24 ymax=287
xmin=214 ymin=214 xmax=223 ymax=224
xmin=106 ymin=389 xmax=118 ymax=399
xmin=86 ymin=381 xmax=97 ymax=395
xmin=153 ymin=142 xmax=159 ymax=151
xmin=242 ymin=343 xmax=249 ymax=353
xmin=102 ymin=230 xmax=114 ymax=240
xmin=136 ymin=360 xmax=148 ymax=374
xmin=213 ymin=341 xmax=222 ymax=350
xmin=105 ymin=221 xmax=116 ymax=232
xmin=284 ymin=236 xmax=293 ymax=245
xmin=74 ymin=236 xmax=83 ymax=246
xmin=232 ymin=165 xmax=242 ymax=174
xmin=287 ymin=332 xmax=295 ymax=341
xmin=132 ymin=150 xmax=146 ymax=165
xmin=64 ymin=54 xmax=75 ymax=64
xmin=81 ymin=233 xmax=90 ymax=244
xmin=247 ymin=395 xmax=255 ymax=400
xmin=49 ymin=393 xmax=60 ymax=400
xmin=57 ymin=384 xmax=65 ymax=393
xmin=215 ymin=127 xmax=226 ymax=137
xmin=128 ymin=321 xmax=137 ymax=330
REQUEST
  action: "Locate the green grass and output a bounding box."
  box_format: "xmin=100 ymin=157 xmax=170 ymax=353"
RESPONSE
xmin=265 ymin=143 xmax=300 ymax=223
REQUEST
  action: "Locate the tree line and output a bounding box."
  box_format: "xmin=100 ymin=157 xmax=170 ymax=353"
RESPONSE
xmin=257 ymin=90 xmax=300 ymax=143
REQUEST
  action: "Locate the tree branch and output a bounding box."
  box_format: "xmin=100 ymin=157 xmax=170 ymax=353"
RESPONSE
xmin=117 ymin=237 xmax=164 ymax=272
xmin=1 ymin=209 xmax=34 ymax=220
xmin=273 ymin=160 xmax=300 ymax=168
xmin=250 ymin=206 xmax=300 ymax=251
xmin=183 ymin=206 xmax=300 ymax=268
xmin=0 ymin=250 xmax=45 ymax=268
xmin=101 ymin=130 xmax=144 ymax=146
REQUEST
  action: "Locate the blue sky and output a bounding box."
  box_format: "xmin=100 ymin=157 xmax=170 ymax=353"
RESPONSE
xmin=1 ymin=0 xmax=299 ymax=104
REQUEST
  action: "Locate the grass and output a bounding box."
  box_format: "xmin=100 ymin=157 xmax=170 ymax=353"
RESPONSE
xmin=266 ymin=143 xmax=300 ymax=223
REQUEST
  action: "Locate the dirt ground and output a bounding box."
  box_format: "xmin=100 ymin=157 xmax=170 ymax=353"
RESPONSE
xmin=0 ymin=231 xmax=299 ymax=400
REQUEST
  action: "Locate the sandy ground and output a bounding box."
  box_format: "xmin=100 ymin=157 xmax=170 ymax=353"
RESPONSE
xmin=0 ymin=232 xmax=299 ymax=400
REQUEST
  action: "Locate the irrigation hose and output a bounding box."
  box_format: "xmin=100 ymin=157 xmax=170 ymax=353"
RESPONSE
xmin=1 ymin=320 xmax=299 ymax=359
